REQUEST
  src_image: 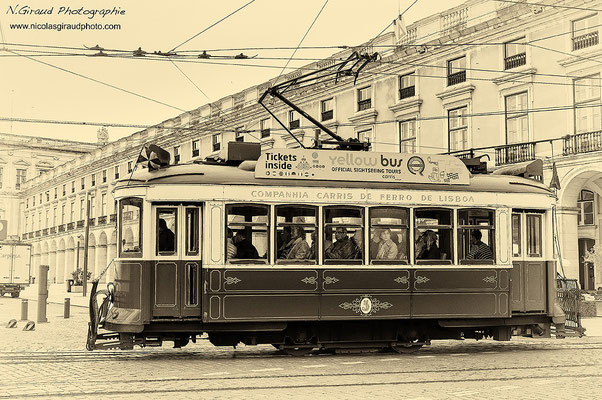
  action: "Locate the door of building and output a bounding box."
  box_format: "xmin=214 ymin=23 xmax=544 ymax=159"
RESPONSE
xmin=578 ymin=238 xmax=595 ymax=291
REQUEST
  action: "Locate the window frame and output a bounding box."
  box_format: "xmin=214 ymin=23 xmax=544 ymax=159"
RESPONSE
xmin=573 ymin=74 xmax=601 ymax=134
xmin=458 ymin=208 xmax=496 ymax=264
xmin=275 ymin=204 xmax=318 ymax=265
xmin=578 ymin=189 xmax=595 ymax=225
xmin=260 ymin=118 xmax=271 ymax=138
xmin=226 ymin=203 xmax=270 ymax=264
xmin=369 ymin=206 xmax=410 ymax=265
xmin=399 ymin=118 xmax=417 ymax=153
xmin=448 ymin=106 xmax=469 ymax=152
xmin=156 ymin=207 xmax=178 ymax=257
xmin=505 ymin=91 xmax=529 ymax=144
xmin=212 ymin=133 xmax=221 ymax=152
xmin=357 ymin=86 xmax=372 ymax=111
xmin=447 ymin=56 xmax=466 ymax=86
xmin=504 ymin=37 xmax=526 ymax=70
xmin=323 ymin=205 xmax=364 ymax=265
xmin=289 ymin=110 xmax=300 ymax=130
xmin=399 ymin=72 xmax=416 ymax=100
xmin=119 ymin=197 xmax=143 ymax=258
xmin=414 ymin=207 xmax=454 ymax=264
xmin=321 ymin=98 xmax=334 ymax=121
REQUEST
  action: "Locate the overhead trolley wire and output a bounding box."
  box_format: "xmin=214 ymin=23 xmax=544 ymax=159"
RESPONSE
xmin=6 ymin=49 xmax=187 ymax=112
xmin=169 ymin=0 xmax=257 ymax=52
xmin=276 ymin=0 xmax=330 ymax=79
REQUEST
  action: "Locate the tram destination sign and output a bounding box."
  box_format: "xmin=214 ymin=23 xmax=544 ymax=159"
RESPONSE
xmin=255 ymin=149 xmax=470 ymax=185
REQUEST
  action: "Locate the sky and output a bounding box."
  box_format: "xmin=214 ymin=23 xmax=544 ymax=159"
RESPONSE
xmin=0 ymin=0 xmax=466 ymax=143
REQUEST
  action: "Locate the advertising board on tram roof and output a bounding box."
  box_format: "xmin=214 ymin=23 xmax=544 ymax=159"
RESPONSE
xmin=255 ymin=149 xmax=470 ymax=185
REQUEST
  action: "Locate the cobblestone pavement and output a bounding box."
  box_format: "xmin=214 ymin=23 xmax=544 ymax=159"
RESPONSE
xmin=1 ymin=296 xmax=602 ymax=399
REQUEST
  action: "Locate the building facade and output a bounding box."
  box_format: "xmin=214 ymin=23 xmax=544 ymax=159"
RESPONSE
xmin=14 ymin=0 xmax=602 ymax=290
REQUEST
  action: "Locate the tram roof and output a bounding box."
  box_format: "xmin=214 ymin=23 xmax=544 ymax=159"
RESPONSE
xmin=116 ymin=162 xmax=554 ymax=195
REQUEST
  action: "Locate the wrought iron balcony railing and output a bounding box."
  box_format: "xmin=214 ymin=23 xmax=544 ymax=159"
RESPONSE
xmin=399 ymin=86 xmax=415 ymax=100
xmin=573 ymin=31 xmax=599 ymax=51
xmin=447 ymin=70 xmax=466 ymax=86
xmin=504 ymin=53 xmax=526 ymax=70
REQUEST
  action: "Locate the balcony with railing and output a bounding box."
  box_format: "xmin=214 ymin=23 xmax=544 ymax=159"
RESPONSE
xmin=447 ymin=70 xmax=466 ymax=86
xmin=110 ymin=214 xmax=117 ymax=223
xmin=35 ymin=230 xmax=41 ymax=237
xmin=58 ymin=224 xmax=65 ymax=232
xmin=50 ymin=227 xmax=56 ymax=234
xmin=321 ymin=110 xmax=333 ymax=121
xmin=563 ymin=130 xmax=602 ymax=155
xmin=89 ymin=218 xmax=96 ymax=227
xmin=399 ymin=86 xmax=415 ymax=100
xmin=504 ymin=53 xmax=526 ymax=70
xmin=495 ymin=142 xmax=536 ymax=166
xmin=42 ymin=228 xmax=48 ymax=236
xmin=77 ymin=220 xmax=84 ymax=228
xmin=358 ymin=99 xmax=372 ymax=111
xmin=98 ymin=216 xmax=107 ymax=225
xmin=573 ymin=31 xmax=599 ymax=51
xmin=289 ymin=120 xmax=300 ymax=130
xmin=67 ymin=222 xmax=75 ymax=230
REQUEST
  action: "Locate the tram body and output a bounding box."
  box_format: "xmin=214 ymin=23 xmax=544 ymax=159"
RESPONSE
xmin=89 ymin=145 xmax=565 ymax=351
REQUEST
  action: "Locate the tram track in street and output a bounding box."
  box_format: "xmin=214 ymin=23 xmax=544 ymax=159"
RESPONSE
xmin=1 ymin=339 xmax=602 ymax=363
xmin=1 ymin=365 xmax=601 ymax=398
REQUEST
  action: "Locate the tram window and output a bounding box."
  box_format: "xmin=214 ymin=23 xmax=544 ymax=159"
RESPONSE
xmin=226 ymin=204 xmax=269 ymax=263
xmin=186 ymin=264 xmax=198 ymax=306
xmin=526 ymin=214 xmax=542 ymax=257
xmin=512 ymin=214 xmax=521 ymax=257
xmin=458 ymin=209 xmax=495 ymax=264
xmin=369 ymin=207 xmax=409 ymax=264
xmin=324 ymin=206 xmax=363 ymax=264
xmin=275 ymin=206 xmax=317 ymax=264
xmin=185 ymin=208 xmax=199 ymax=256
xmin=156 ymin=208 xmax=177 ymax=256
xmin=414 ymin=208 xmax=453 ymax=264
xmin=119 ymin=198 xmax=142 ymax=256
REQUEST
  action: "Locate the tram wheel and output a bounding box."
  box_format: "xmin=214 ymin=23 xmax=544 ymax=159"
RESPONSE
xmin=282 ymin=346 xmax=314 ymax=356
xmin=391 ymin=343 xmax=423 ymax=354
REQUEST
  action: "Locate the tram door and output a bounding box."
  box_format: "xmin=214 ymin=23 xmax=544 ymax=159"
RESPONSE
xmin=510 ymin=211 xmax=546 ymax=313
xmin=152 ymin=204 xmax=202 ymax=318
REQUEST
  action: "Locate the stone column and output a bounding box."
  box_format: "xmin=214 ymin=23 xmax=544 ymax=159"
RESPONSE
xmin=95 ymin=243 xmax=107 ymax=283
xmin=558 ymin=206 xmax=580 ymax=282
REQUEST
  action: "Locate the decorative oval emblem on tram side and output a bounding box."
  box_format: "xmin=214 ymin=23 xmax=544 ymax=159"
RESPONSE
xmin=407 ymin=156 xmax=425 ymax=176
xmin=360 ymin=297 xmax=372 ymax=315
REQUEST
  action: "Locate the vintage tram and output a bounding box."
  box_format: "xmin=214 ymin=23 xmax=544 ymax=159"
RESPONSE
xmin=87 ymin=143 xmax=565 ymax=353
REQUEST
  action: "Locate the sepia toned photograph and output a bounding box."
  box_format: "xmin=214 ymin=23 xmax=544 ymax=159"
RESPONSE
xmin=1 ymin=0 xmax=602 ymax=398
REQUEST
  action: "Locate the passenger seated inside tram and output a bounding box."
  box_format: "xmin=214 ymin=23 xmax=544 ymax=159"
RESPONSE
xmin=158 ymin=218 xmax=175 ymax=252
xmin=308 ymin=230 xmax=317 ymax=259
xmin=369 ymin=228 xmax=383 ymax=259
xmin=466 ymin=230 xmax=493 ymax=260
xmin=277 ymin=226 xmax=292 ymax=258
xmin=375 ymin=228 xmax=398 ymax=260
xmin=325 ymin=227 xmax=361 ymax=260
xmin=226 ymin=228 xmax=237 ymax=259
xmin=233 ymin=230 xmax=259 ymax=259
xmin=416 ymin=230 xmax=441 ymax=260
xmin=285 ymin=226 xmax=310 ymax=259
